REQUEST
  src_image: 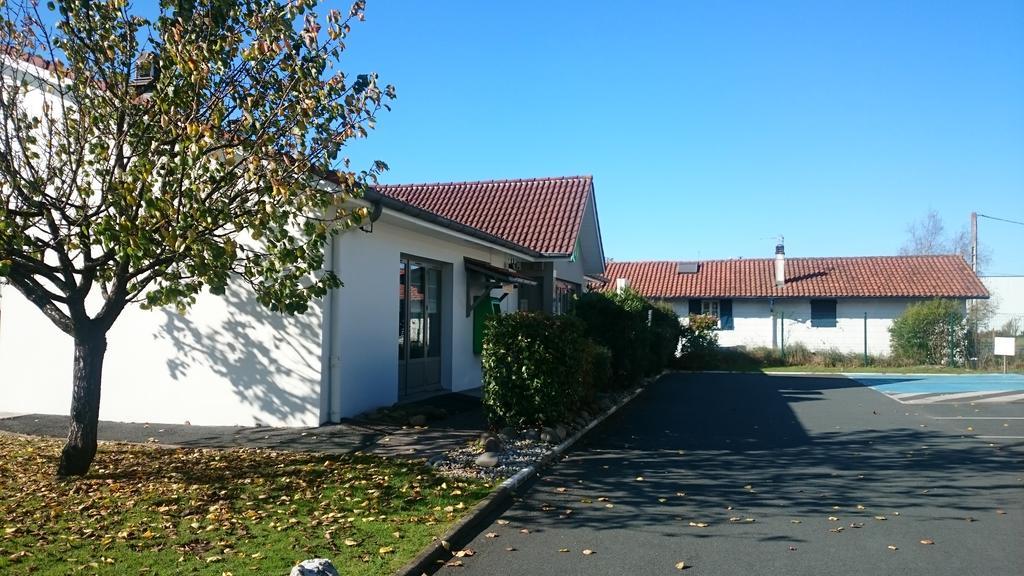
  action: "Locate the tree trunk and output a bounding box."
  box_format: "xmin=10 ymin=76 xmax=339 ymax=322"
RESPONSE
xmin=57 ymin=329 xmax=107 ymax=477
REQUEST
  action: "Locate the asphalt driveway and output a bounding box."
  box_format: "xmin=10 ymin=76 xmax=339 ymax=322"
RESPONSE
xmin=436 ymin=372 xmax=1024 ymax=575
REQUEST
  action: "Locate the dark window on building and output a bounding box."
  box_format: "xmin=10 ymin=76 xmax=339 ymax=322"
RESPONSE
xmin=811 ymin=299 xmax=837 ymax=328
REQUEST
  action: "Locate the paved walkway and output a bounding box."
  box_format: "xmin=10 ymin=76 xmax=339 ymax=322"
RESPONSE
xmin=0 ymin=392 xmax=487 ymax=460
xmin=436 ymin=372 xmax=1024 ymax=576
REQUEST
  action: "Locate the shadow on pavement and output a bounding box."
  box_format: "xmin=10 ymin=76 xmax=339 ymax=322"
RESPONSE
xmin=496 ymin=372 xmax=1022 ymax=537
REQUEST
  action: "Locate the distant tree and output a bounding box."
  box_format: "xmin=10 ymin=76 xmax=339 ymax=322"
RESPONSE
xmin=0 ymin=0 xmax=393 ymax=476
xmin=899 ymin=210 xmax=990 ymax=271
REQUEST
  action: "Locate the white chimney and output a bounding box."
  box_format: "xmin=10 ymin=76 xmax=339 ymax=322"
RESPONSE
xmin=615 ymin=277 xmax=629 ymax=293
xmin=774 ymin=244 xmax=785 ymax=287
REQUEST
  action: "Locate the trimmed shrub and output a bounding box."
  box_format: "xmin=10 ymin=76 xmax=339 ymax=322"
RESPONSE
xmin=575 ymin=291 xmax=646 ymax=386
xmin=890 ymin=299 xmax=969 ymax=365
xmin=649 ymin=302 xmax=683 ymax=373
xmin=581 ymin=341 xmax=613 ymax=396
xmin=481 ymin=312 xmax=586 ymax=428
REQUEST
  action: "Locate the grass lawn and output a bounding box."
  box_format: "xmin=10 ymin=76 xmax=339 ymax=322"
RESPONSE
xmin=762 ymin=365 xmax=982 ymax=374
xmin=0 ymin=433 xmax=491 ymax=575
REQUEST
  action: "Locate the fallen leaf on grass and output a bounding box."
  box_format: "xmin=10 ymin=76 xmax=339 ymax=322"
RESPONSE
xmin=497 ymin=519 xmax=510 ymax=525
xmin=343 ymin=539 xmax=359 ymax=547
xmin=378 ymin=546 xmax=394 ymax=555
xmin=445 ymin=559 xmax=464 ymax=567
xmin=558 ymin=548 xmax=569 ymax=553
xmin=485 ymin=532 xmax=499 ymax=538
xmin=829 ymin=527 xmax=844 ymax=533
xmin=453 ymin=549 xmax=475 ymax=558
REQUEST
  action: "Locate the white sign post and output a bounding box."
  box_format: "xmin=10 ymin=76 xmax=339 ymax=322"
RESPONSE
xmin=994 ymin=337 xmax=1016 ymax=374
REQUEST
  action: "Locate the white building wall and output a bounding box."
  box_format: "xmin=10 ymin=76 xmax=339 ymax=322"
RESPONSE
xmin=981 ymin=276 xmax=1024 ymax=332
xmin=673 ymin=297 xmax=949 ymax=356
xmin=329 ymin=214 xmax=521 ymax=419
xmin=0 ymin=282 xmax=324 ymax=426
xmin=1 ymin=56 xmax=326 ymax=426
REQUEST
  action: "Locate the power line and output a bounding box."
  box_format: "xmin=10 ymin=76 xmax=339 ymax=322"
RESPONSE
xmin=978 ymin=213 xmax=1024 ymax=227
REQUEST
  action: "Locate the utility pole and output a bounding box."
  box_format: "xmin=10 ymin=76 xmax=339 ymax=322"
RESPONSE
xmin=970 ymin=211 xmax=978 ymax=272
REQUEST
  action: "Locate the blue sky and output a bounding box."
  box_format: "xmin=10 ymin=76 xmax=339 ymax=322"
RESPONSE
xmin=337 ymin=0 xmax=1023 ymax=274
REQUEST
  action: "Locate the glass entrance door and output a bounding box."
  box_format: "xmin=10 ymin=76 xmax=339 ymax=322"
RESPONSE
xmin=398 ymin=257 xmax=443 ymax=398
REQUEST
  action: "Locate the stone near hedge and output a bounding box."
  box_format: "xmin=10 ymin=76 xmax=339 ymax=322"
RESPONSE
xmin=483 ymin=437 xmax=503 ymax=453
xmin=540 ymin=427 xmax=558 ymax=444
xmin=475 ymin=452 xmax=500 ymax=468
xmin=290 ymin=558 xmax=340 ymax=576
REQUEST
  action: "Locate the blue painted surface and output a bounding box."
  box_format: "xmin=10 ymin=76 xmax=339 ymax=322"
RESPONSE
xmin=848 ymin=373 xmax=1024 ymax=394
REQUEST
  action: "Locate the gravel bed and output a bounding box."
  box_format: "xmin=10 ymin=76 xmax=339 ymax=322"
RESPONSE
xmin=430 ymin=438 xmax=554 ymax=480
xmin=429 ymin=388 xmax=640 ymax=481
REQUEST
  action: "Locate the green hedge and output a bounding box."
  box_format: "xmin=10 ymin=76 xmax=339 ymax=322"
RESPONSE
xmin=575 ymin=289 xmax=681 ymax=385
xmin=575 ymin=291 xmax=646 ymax=385
xmin=581 ymin=340 xmax=613 ymax=396
xmin=481 ymin=312 xmax=586 ymax=428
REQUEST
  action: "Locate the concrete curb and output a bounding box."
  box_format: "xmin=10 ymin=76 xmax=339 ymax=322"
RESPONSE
xmin=392 ymin=376 xmax=656 ymax=576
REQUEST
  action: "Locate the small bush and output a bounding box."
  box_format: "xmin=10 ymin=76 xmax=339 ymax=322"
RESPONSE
xmin=675 ymin=314 xmax=719 ymax=369
xmin=481 ymin=313 xmax=586 ymax=428
xmin=890 ymin=299 xmax=969 ymax=365
xmin=782 ymin=342 xmax=813 ymax=365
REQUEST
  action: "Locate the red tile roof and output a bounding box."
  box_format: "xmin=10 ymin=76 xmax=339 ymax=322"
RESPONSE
xmin=374 ymin=176 xmax=593 ymax=256
xmin=603 ymin=255 xmax=989 ymax=299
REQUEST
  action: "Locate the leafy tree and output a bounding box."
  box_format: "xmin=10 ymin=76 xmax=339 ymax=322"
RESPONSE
xmin=0 ymin=0 xmax=393 ymax=476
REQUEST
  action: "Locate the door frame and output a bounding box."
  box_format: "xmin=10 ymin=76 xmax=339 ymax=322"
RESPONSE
xmin=398 ymin=254 xmax=449 ymax=399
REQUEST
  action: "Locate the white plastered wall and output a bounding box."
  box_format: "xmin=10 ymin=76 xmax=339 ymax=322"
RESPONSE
xmin=0 ymin=282 xmax=324 ymax=426
xmin=328 ymin=213 xmax=522 ymax=419
xmin=672 ymin=297 xmax=955 ymax=355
